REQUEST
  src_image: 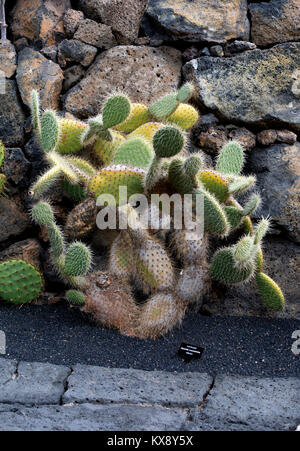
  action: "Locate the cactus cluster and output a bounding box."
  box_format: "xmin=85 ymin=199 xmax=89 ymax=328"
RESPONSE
xmin=25 ymin=85 xmax=286 ymax=338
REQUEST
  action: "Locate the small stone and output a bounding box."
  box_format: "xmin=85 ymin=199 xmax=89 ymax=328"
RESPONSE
xmin=257 ymin=130 xmax=278 ymax=146
xmin=0 ymin=198 xmax=30 ymax=243
xmin=276 ymin=129 xmax=297 ymax=145
xmin=40 ymin=45 xmax=58 ymax=63
xmin=249 ymin=0 xmax=300 ymax=46
xmin=210 ymin=45 xmax=224 ymax=57
xmin=64 ymin=45 xmax=182 ymax=118
xmin=224 ymin=40 xmax=256 ymax=56
xmin=199 ymin=47 xmax=210 ymax=57
xmin=11 ymin=0 xmax=71 ymax=46
xmin=198 ymin=126 xmax=228 ymax=153
xmin=63 ymin=8 xmax=85 ymax=37
xmin=58 ymin=39 xmax=97 ymax=68
xmin=63 ymin=65 xmax=86 ymax=92
xmin=0 ymin=80 xmax=25 ymax=147
xmin=3 ymin=148 xmax=31 ymax=186
xmin=0 ymin=239 xmax=42 ymax=269
xmin=74 ymin=19 xmax=117 ymax=49
xmin=78 ymin=0 xmax=148 ymax=43
xmin=196 ymin=113 xmax=219 ymax=132
xmin=16 ymin=47 xmax=63 ymax=110
xmin=135 ymin=37 xmax=150 ymax=46
xmin=0 ymin=41 xmax=17 ymax=78
xmin=228 ymin=127 xmax=256 ymax=151
xmin=146 ymin=0 xmax=250 ymax=43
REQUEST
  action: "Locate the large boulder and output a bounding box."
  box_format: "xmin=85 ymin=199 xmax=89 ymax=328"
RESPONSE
xmin=0 ymin=80 xmax=25 ymax=147
xmin=248 ymin=142 xmax=300 ymax=244
xmin=249 ymin=0 xmax=300 ymax=46
xmin=11 ymin=0 xmax=71 ymax=46
xmin=183 ymin=43 xmax=300 ymax=131
xmin=78 ymin=0 xmax=148 ymax=43
xmin=64 ymin=45 xmax=182 ymax=118
xmin=205 ymin=237 xmax=300 ymax=320
xmin=16 ymin=47 xmax=63 ymax=110
xmin=145 ymin=0 xmax=249 ymax=43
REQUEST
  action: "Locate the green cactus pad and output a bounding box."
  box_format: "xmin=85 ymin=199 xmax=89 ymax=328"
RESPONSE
xmin=224 ymin=206 xmax=244 ymax=230
xmin=66 ymin=289 xmax=86 ymax=306
xmin=198 ymin=170 xmax=229 ymax=203
xmin=102 ymin=94 xmax=131 ymax=129
xmin=62 ymin=180 xmax=88 ymax=202
xmin=168 ymin=158 xmax=195 ymax=194
xmin=48 ymin=223 xmax=65 ymax=258
xmin=184 ymin=155 xmax=203 ymax=178
xmin=254 ymin=219 xmax=270 ymax=244
xmin=196 ymin=189 xmax=229 ymax=237
xmin=149 ymin=93 xmax=178 ymax=120
xmin=66 ymin=157 xmax=96 ymax=178
xmin=216 ymin=141 xmax=244 ymax=175
xmin=153 ymin=126 xmax=185 ymax=158
xmin=64 ymin=242 xmax=91 ymax=277
xmin=243 ymin=193 xmax=261 ymax=216
xmin=0 ymin=174 xmax=6 ymax=196
xmin=228 ymin=175 xmax=256 ymax=195
xmin=30 ymin=90 xmax=41 ymax=139
xmin=113 ymin=137 xmax=153 ymax=169
xmin=41 ymin=110 xmax=60 ymax=153
xmin=57 ymin=119 xmax=87 ymax=155
xmin=32 ymin=201 xmax=55 ymax=226
xmin=210 ymin=248 xmax=255 ymax=285
xmin=256 ymin=272 xmax=285 ymax=311
xmin=94 ymin=132 xmax=125 ymax=166
xmin=233 ymin=235 xmax=254 ymax=264
xmin=0 ymin=260 xmax=44 ymax=304
xmin=115 ymin=103 xmax=151 ymax=134
xmin=88 ymin=165 xmax=145 ymax=205
xmin=0 ymin=141 xmax=5 ymax=168
xmin=176 ymin=83 xmax=194 ymax=102
xmin=84 ymin=116 xmax=113 ymax=143
xmin=256 ymin=248 xmax=264 ymax=272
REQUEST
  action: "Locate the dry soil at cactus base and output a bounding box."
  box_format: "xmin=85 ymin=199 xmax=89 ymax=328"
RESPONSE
xmin=0 ymin=304 xmax=299 ymax=377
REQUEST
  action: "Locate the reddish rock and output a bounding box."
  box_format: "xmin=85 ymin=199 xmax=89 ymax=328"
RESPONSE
xmin=228 ymin=127 xmax=256 ymax=151
xmin=198 ymin=126 xmax=227 ymax=153
xmin=74 ymin=19 xmax=117 ymax=49
xmin=276 ymin=130 xmax=297 ymax=145
xmin=0 ymin=239 xmax=42 ymax=269
xmin=257 ymin=130 xmax=278 ymax=146
xmin=16 ymin=47 xmax=63 ymax=110
xmin=78 ymin=0 xmax=148 ymax=43
xmin=64 ymin=45 xmax=182 ymax=118
xmin=11 ymin=0 xmax=71 ymax=46
xmin=249 ymin=0 xmax=300 ymax=46
xmin=63 ymin=8 xmax=85 ymax=37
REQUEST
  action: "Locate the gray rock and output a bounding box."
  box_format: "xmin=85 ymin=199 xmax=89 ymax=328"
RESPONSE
xmin=78 ymin=0 xmax=148 ymax=43
xmin=40 ymin=45 xmax=58 ymax=63
xmin=0 ymin=359 xmax=17 ymax=385
xmin=183 ymin=43 xmax=300 ymax=131
xmin=249 ymin=0 xmax=300 ymax=46
xmin=58 ymin=39 xmax=97 ymax=68
xmin=0 ymin=197 xmax=30 ymax=243
xmin=74 ymin=19 xmax=117 ymax=49
xmin=194 ymin=375 xmax=300 ymax=431
xmin=16 ymin=48 xmax=63 ymax=111
xmin=146 ymin=0 xmax=249 ymax=43
xmin=210 ymin=45 xmax=224 ymax=57
xmin=249 ymin=142 xmax=300 ymax=243
xmin=224 ymin=40 xmax=256 ymax=56
xmin=3 ymin=148 xmax=31 ymax=186
xmin=0 ymin=403 xmax=187 ymax=431
xmin=64 ymin=365 xmax=213 ymax=407
xmin=63 ymin=65 xmax=86 ymax=92
xmin=64 ymin=45 xmax=182 ymax=118
xmin=0 ymin=41 xmax=17 ymax=78
xmin=0 ymin=80 xmax=25 ymax=147
xmin=0 ymin=360 xmax=70 ymax=405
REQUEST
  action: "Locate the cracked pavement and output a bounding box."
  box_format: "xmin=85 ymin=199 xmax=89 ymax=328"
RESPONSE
xmin=0 ymin=358 xmax=299 ymax=431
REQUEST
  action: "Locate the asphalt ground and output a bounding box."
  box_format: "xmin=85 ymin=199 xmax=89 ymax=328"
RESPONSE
xmin=0 ymin=303 xmax=299 ymax=377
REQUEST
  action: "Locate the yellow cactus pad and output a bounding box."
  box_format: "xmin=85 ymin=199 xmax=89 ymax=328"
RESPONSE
xmin=129 ymin=122 xmax=162 ymax=142
xmin=94 ymin=131 xmax=125 ymax=166
xmin=115 ymin=103 xmax=151 ymax=134
xmin=57 ymin=119 xmax=88 ymax=154
xmin=167 ymin=104 xmax=199 ymax=130
xmin=88 ymin=164 xmax=146 ymax=204
xmin=198 ymin=170 xmax=229 ymax=203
